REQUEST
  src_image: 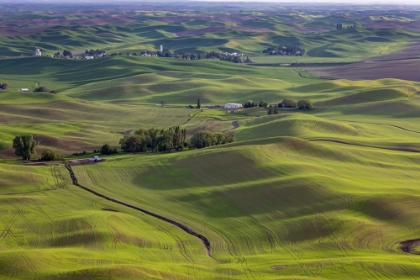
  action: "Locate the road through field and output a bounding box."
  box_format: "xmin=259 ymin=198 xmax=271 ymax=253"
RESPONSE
xmin=64 ymin=162 xmax=213 ymax=257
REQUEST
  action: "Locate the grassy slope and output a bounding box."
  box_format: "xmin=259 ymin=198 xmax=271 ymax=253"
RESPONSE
xmin=1 ymin=8 xmax=419 ymax=64
xmin=0 ymin=56 xmax=317 ymax=157
xmin=1 ymin=57 xmax=417 ymax=156
xmin=0 ymin=163 xmax=215 ymax=279
xmin=1 ymin=13 xmax=420 ymax=277
xmin=72 ymin=131 xmax=420 ymax=279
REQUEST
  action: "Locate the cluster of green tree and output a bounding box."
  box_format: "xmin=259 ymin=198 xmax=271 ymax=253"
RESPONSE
xmin=220 ymin=55 xmax=252 ymax=63
xmin=100 ymin=144 xmax=118 ymax=155
xmin=155 ymin=50 xmax=202 ymax=60
xmin=189 ymin=131 xmax=235 ymax=149
xmin=53 ymin=50 xmax=73 ymax=58
xmin=0 ymin=82 xmax=9 ymax=90
xmin=205 ymin=51 xmax=221 ymax=59
xmin=243 ymin=99 xmax=268 ymax=108
xmin=40 ymin=149 xmax=62 ymax=161
xmin=263 ymin=46 xmax=305 ymax=56
xmin=279 ymin=99 xmax=313 ymax=110
xmin=33 ymin=86 xmax=56 ymax=93
xmin=336 ymin=23 xmax=356 ymax=30
xmin=243 ymin=98 xmax=313 ymax=114
xmin=119 ymin=126 xmax=187 ymax=154
xmin=297 ymin=99 xmax=313 ymax=110
xmin=85 ymin=49 xmax=106 ymax=56
xmin=280 ymin=99 xmax=297 ymax=108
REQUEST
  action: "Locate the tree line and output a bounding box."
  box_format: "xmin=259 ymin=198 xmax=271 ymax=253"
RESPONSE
xmin=119 ymin=126 xmax=187 ymax=153
xmin=243 ymin=99 xmax=313 ymax=112
xmin=118 ymin=126 xmax=234 ymax=153
xmin=11 ymin=128 xmax=235 ymax=161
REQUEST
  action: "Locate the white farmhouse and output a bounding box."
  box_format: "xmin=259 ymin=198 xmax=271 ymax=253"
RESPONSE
xmin=19 ymin=88 xmax=29 ymax=92
xmin=224 ymin=103 xmax=243 ymax=109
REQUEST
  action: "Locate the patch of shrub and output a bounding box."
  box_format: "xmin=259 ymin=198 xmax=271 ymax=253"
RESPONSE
xmin=41 ymin=149 xmax=62 ymax=161
xmin=33 ymin=86 xmax=50 ymax=92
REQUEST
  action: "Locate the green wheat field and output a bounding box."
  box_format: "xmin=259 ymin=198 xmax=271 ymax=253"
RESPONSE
xmin=1 ymin=3 xmax=420 ymax=279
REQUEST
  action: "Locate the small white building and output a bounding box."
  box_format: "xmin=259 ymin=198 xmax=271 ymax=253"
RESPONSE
xmin=89 ymin=156 xmax=102 ymax=162
xmin=224 ymin=103 xmax=243 ymax=109
xmin=34 ymin=47 xmax=42 ymax=57
xmin=85 ymin=56 xmax=94 ymax=60
xmin=19 ymin=88 xmax=29 ymax=92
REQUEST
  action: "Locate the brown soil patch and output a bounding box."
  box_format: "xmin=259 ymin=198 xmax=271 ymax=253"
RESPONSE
xmin=22 ymin=162 xmax=47 ymax=166
xmin=68 ymin=158 xmax=102 ymax=166
xmin=271 ymin=265 xmax=287 ymax=270
xmin=118 ymin=130 xmax=133 ymax=135
xmin=364 ymin=21 xmax=420 ymax=31
xmin=400 ymin=239 xmax=420 ymax=255
xmin=305 ymin=42 xmax=420 ymax=81
xmin=34 ymin=135 xmax=92 ymax=156
xmin=0 ymin=27 xmax=47 ymax=36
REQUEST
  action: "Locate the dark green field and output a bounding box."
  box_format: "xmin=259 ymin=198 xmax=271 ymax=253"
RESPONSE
xmin=1 ymin=2 xmax=420 ymax=279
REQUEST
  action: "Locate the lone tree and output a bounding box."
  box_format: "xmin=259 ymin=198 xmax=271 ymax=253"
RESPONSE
xmin=13 ymin=135 xmax=38 ymax=160
xmin=297 ymin=99 xmax=313 ymax=110
xmin=100 ymin=143 xmax=117 ymax=155
xmin=197 ymin=98 xmax=201 ymax=109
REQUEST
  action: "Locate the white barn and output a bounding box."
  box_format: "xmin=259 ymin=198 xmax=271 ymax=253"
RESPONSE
xmin=224 ymin=103 xmax=243 ymax=109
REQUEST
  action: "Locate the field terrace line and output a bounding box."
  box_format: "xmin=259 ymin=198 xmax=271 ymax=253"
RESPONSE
xmin=64 ymin=162 xmax=212 ymax=257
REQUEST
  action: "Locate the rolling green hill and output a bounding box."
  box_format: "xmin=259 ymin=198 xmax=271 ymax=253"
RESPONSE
xmin=2 ymin=4 xmax=420 ymax=279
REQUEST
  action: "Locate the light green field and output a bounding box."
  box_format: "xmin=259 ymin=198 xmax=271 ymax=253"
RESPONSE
xmin=0 ymin=163 xmax=214 ymax=279
xmin=2 ymin=5 xmax=420 ymax=278
xmin=71 ymin=122 xmax=420 ymax=278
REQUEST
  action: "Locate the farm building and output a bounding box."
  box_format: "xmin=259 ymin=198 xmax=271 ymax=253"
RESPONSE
xmin=89 ymin=156 xmax=102 ymax=162
xmin=85 ymin=56 xmax=94 ymax=60
xmin=224 ymin=103 xmax=243 ymax=109
xmin=19 ymin=88 xmax=29 ymax=92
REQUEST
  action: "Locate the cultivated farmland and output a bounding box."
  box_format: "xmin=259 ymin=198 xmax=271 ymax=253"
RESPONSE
xmin=1 ymin=2 xmax=420 ymax=279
